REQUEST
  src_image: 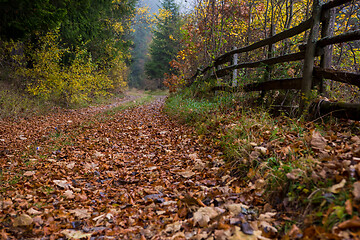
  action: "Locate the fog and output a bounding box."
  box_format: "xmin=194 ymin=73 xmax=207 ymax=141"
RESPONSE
xmin=138 ymin=0 xmax=195 ymax=13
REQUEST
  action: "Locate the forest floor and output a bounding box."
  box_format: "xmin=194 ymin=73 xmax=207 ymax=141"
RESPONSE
xmin=1 ymin=91 xmax=360 ymax=239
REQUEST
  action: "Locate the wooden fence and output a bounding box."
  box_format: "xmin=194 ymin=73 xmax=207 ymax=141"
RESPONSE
xmin=187 ymin=0 xmax=360 ymax=119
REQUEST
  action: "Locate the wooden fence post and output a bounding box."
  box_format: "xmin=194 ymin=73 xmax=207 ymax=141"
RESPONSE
xmin=300 ymin=0 xmax=322 ymax=113
xmin=262 ymin=23 xmax=275 ymax=99
xmin=318 ymin=7 xmax=336 ymax=93
xmin=232 ymin=47 xmax=238 ymax=87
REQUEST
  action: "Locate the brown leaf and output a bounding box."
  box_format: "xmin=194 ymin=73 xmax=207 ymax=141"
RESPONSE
xmin=328 ymin=179 xmax=346 ymax=194
xmin=13 ymin=214 xmax=33 ymax=227
xmin=69 ymin=209 xmax=90 ymax=219
xmin=353 ymin=181 xmax=360 ymax=200
xmin=175 ymin=170 xmax=195 ymax=178
xmin=338 ymin=218 xmax=360 ymax=229
xmin=23 ymin=171 xmax=36 ymax=176
xmin=0 ymin=199 xmax=13 ymax=210
xmin=288 ymin=224 xmax=303 ymax=239
xmin=193 ymin=207 xmax=221 ymax=227
xmin=311 ymin=130 xmax=327 ymax=150
xmin=27 ymin=208 xmax=42 ymax=215
xmin=226 ymin=203 xmax=249 ymax=216
xmin=286 ymin=169 xmax=304 ymax=180
xmin=64 ymin=190 xmax=75 ymax=199
xmin=254 ymin=146 xmax=267 ymax=155
xmin=229 ymin=226 xmax=264 ymax=240
xmin=345 ymin=199 xmax=353 ymax=215
xmin=53 ymin=180 xmax=71 ymax=189
xmin=164 ymin=221 xmax=182 ymax=233
xmin=61 ymin=230 xmax=92 ymax=239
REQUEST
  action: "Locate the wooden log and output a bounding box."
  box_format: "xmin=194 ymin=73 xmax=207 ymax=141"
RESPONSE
xmin=317 ymin=30 xmax=360 ymax=48
xmin=215 ymin=51 xmax=305 ymax=78
xmin=313 ymin=67 xmax=360 ymax=88
xmin=214 ymin=19 xmax=312 ymax=66
xmin=243 ymin=78 xmax=303 ymax=91
xmin=318 ymin=100 xmax=360 ymax=121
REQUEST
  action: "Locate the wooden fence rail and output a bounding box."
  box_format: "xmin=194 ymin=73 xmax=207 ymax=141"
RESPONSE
xmin=187 ymin=0 xmax=360 ymax=119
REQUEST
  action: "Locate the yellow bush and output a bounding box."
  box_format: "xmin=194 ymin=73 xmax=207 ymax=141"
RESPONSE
xmin=6 ymin=30 xmax=128 ymax=105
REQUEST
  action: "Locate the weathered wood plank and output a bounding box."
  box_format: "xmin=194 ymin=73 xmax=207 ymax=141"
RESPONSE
xmin=300 ymin=0 xmax=321 ymax=112
xmin=210 ymin=78 xmax=303 ymax=93
xmin=215 ymin=52 xmax=305 ymax=78
xmin=214 ymin=19 xmax=312 ymax=66
xmin=317 ymin=30 xmax=360 ymax=47
xmin=318 ymin=7 xmax=336 ymax=93
xmin=313 ymin=67 xmax=360 ymax=88
xmin=243 ymin=78 xmax=303 ymax=91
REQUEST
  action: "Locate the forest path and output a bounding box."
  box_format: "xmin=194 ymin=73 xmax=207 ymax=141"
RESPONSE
xmin=0 ymin=93 xmax=266 ymax=239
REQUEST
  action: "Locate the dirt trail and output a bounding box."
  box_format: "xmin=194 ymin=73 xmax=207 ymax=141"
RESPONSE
xmin=0 ymin=95 xmax=268 ymax=239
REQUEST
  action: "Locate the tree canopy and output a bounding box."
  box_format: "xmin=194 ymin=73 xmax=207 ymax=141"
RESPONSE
xmin=145 ymin=0 xmax=182 ymax=88
xmin=0 ymin=0 xmax=137 ymax=105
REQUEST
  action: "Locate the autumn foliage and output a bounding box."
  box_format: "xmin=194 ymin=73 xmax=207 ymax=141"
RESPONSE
xmin=166 ymin=0 xmax=360 ymax=102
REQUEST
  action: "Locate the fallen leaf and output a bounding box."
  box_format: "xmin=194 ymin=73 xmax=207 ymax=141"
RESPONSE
xmin=193 ymin=207 xmax=221 ymax=227
xmin=165 ymin=221 xmax=182 ymax=233
xmin=64 ymin=190 xmax=75 ymax=199
xmin=254 ymin=146 xmax=267 ymax=155
xmin=286 ymin=169 xmax=304 ymax=180
xmin=338 ymin=218 xmax=360 ymax=229
xmin=193 ymin=159 xmax=205 ymax=171
xmin=345 ymin=199 xmax=353 ymax=215
xmin=61 ymin=230 xmax=92 ymax=239
xmin=27 ymin=208 xmax=42 ymax=215
xmin=0 ymin=199 xmax=13 ymax=210
xmin=241 ymin=221 xmax=254 ymax=235
xmin=226 ymin=203 xmax=249 ymax=216
xmin=328 ymin=179 xmax=346 ymax=194
xmin=93 ymin=151 xmax=104 ymax=158
xmin=19 ymin=135 xmax=27 ymax=140
xmin=171 ymin=232 xmax=186 ymax=240
xmin=176 ymin=170 xmax=195 ymax=178
xmin=53 ymin=180 xmax=71 ymax=189
xmin=23 ymin=171 xmax=35 ymax=176
xmin=259 ymin=221 xmax=278 ymax=233
xmin=353 ymin=181 xmax=360 ymax=200
xmin=229 ymin=226 xmax=259 ymax=240
xmin=33 ymin=216 xmax=43 ymax=225
xmin=214 ymin=229 xmax=232 ymax=240
xmin=311 ymin=131 xmax=327 ymax=150
xmin=189 ymin=153 xmax=198 ymax=160
xmin=13 ymin=214 xmax=33 ymax=227
xmin=69 ymin=209 xmax=91 ymax=219
xmin=258 ymin=212 xmax=277 ymax=221
xmin=67 ymin=162 xmax=76 ymax=169
xmin=287 ymin=224 xmax=303 ymax=239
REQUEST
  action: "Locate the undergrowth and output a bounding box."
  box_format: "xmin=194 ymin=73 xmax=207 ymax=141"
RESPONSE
xmin=164 ymin=86 xmax=359 ymax=236
xmin=0 ymin=81 xmax=54 ymax=119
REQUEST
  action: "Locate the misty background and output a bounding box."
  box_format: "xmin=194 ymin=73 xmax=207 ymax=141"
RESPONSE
xmin=129 ymin=0 xmax=194 ymax=88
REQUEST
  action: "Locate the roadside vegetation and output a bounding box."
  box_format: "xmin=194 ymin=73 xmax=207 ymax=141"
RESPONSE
xmin=165 ymin=86 xmax=360 ymax=238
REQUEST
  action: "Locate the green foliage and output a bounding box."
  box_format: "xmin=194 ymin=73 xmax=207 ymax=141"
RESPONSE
xmin=0 ymin=0 xmax=67 ymax=39
xmin=11 ymin=31 xmax=115 ymax=106
xmin=164 ymin=88 xmax=220 ymax=123
xmin=0 ymin=0 xmax=136 ymax=109
xmin=145 ymin=0 xmax=182 ymax=88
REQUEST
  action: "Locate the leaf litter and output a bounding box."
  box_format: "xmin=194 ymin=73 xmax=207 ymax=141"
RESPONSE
xmin=1 ymin=94 xmax=360 ymax=239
